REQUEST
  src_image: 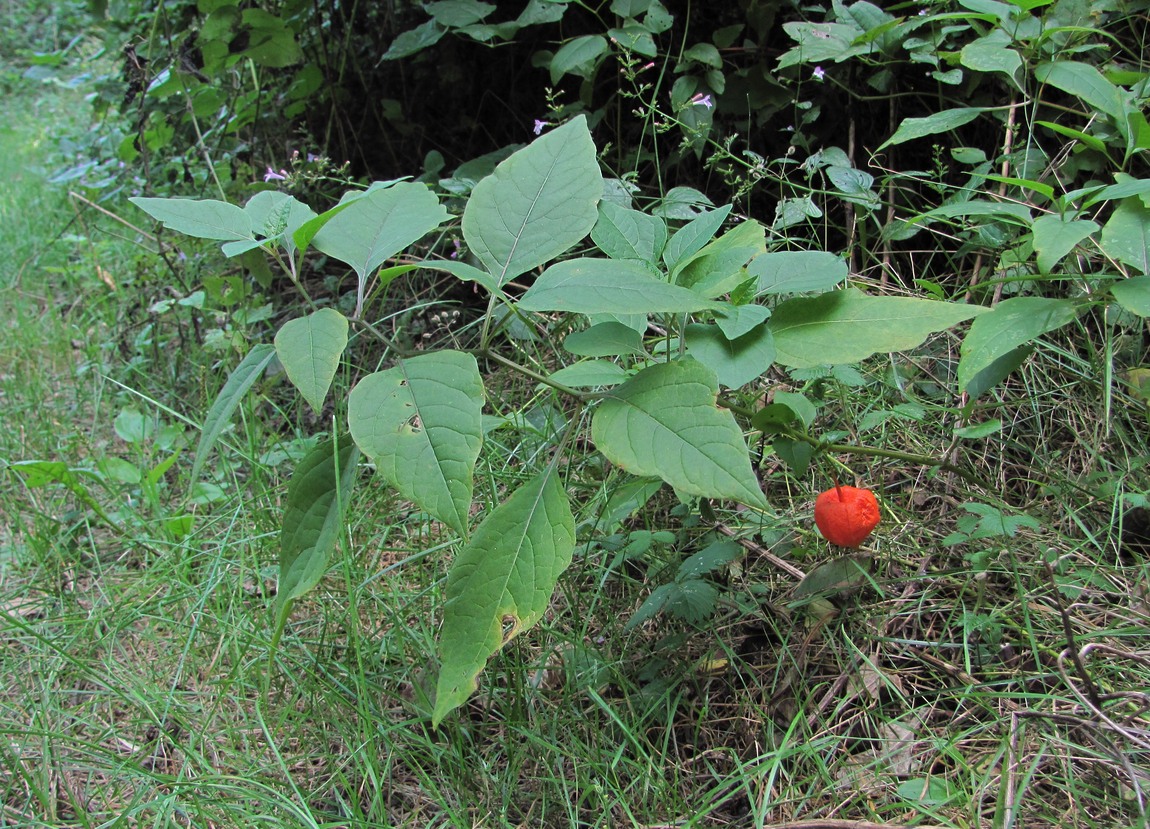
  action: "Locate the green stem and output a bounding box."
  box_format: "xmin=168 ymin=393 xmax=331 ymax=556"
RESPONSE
xmin=476 ymin=349 xmax=590 ymax=403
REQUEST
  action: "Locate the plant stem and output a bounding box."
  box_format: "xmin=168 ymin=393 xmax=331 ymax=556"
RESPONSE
xmin=475 ymin=348 xmax=590 ymax=402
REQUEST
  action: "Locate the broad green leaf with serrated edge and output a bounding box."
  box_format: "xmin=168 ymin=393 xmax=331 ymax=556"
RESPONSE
xmin=519 ymin=258 xmax=722 ymax=314
xmin=685 ymin=323 xmax=775 ymax=388
xmin=591 ymin=201 xmax=667 ymax=263
xmin=275 ymin=436 xmax=359 ymax=636
xmin=592 ymin=360 xmax=767 ymax=508
xmin=1112 ymin=276 xmax=1150 ymax=316
xmin=191 ymin=343 xmax=276 ymax=484
xmin=749 ymin=251 xmax=847 ymax=295
xmin=878 ymin=109 xmax=989 ymax=149
xmin=312 ymin=183 xmax=447 ymax=280
xmin=348 ymin=351 xmax=483 ymax=538
xmin=433 ymin=470 xmax=574 ymax=725
xmin=1100 ymin=198 xmax=1150 ymax=274
xmin=769 ymin=289 xmax=987 ymax=368
xmin=663 ymin=204 xmax=732 ymax=269
xmin=130 ymin=197 xmax=252 ymax=241
xmin=564 ymin=322 xmax=645 ymax=357
xmin=274 ymin=309 xmax=349 ymax=412
xmin=1032 ymin=215 xmax=1099 ymax=273
xmin=958 ymin=297 xmax=1079 ymax=392
xmin=462 ymin=115 xmax=602 ymax=285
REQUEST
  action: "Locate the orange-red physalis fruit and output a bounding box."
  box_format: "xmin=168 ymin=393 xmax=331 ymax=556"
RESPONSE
xmin=814 ymin=485 xmax=880 ymax=548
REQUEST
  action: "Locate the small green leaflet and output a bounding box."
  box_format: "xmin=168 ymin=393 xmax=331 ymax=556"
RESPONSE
xmin=348 ymin=351 xmax=484 ymax=538
xmin=564 ymin=322 xmax=645 ymax=358
xmin=190 ymin=343 xmax=276 ymax=484
xmin=274 ymin=308 xmax=349 ymax=412
xmin=518 ymin=258 xmax=722 ymax=314
xmin=957 ymin=297 xmax=1080 ymax=393
xmin=768 ymin=288 xmax=987 ymax=368
xmin=592 ymin=360 xmax=767 ymax=509
xmin=433 ymin=470 xmax=575 ymax=726
xmin=274 ymin=435 xmax=360 ymax=640
xmin=684 ymin=323 xmax=776 ymax=388
xmin=462 ymin=115 xmax=603 ymax=286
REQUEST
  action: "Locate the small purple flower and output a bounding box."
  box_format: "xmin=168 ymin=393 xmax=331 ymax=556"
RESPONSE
xmin=264 ymin=167 xmax=287 ymax=182
xmin=533 ymin=119 xmax=549 ymax=136
xmin=689 ymin=92 xmax=713 ymax=109
xmin=812 ymin=66 xmax=826 ymax=82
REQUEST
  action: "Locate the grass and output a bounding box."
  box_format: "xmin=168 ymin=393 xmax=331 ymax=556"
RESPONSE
xmin=3 ymin=71 xmax=1150 ymax=829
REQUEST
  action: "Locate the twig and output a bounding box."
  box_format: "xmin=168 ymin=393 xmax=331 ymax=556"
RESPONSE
xmin=715 ymin=522 xmax=806 ymax=580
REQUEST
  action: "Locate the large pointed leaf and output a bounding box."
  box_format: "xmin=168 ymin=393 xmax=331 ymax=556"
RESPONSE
xmin=191 ymin=343 xmax=276 ymax=484
xmin=433 ymin=470 xmax=575 ymax=725
xmin=1031 ymin=215 xmax=1099 ymax=273
xmin=276 ymin=435 xmax=359 ymax=624
xmin=1035 ymin=61 xmax=1127 ymax=121
xmin=1111 ymin=276 xmax=1150 ymax=316
xmin=768 ymin=288 xmax=987 ymax=368
xmin=274 ymin=308 xmax=349 ymax=412
xmin=957 ymin=297 xmax=1080 ymax=393
xmin=518 ymin=258 xmax=722 ymax=314
xmin=130 ymin=196 xmax=252 ymax=241
xmin=662 ymin=204 xmax=733 ymax=270
xmin=348 ymin=351 xmax=484 ymax=538
xmin=592 ymin=360 xmax=767 ymax=508
xmin=311 ymin=182 xmax=447 ymax=280
xmin=877 ymin=107 xmax=985 ymax=151
xmin=462 ymin=115 xmax=602 ymax=286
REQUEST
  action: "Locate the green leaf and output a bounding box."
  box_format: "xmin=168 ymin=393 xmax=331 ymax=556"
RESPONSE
xmin=241 ymin=191 xmax=318 ymax=259
xmin=383 ymin=20 xmax=446 ymax=60
xmin=769 ymin=289 xmax=987 ymax=368
xmin=591 ymin=201 xmax=667 ymax=263
xmin=417 ymin=259 xmax=501 ymax=295
xmin=1099 ymin=198 xmax=1150 ymax=274
xmin=519 ymin=258 xmax=722 ymax=314
xmin=348 ymin=351 xmax=484 ymax=538
xmin=954 ymin=419 xmax=1002 ymax=439
xmin=549 ymin=35 xmax=608 ymax=83
xmin=275 ymin=435 xmax=359 ymax=629
xmin=274 ymin=309 xmax=349 ymax=412
xmin=673 ymin=220 xmax=766 ymax=297
xmin=191 ymin=343 xmax=276 ymax=484
xmin=462 ymin=115 xmax=602 ymax=285
xmin=1111 ymin=276 xmax=1150 ymax=316
xmin=1031 ymin=215 xmax=1099 ymax=273
xmin=749 ymin=251 xmax=848 ymax=295
xmin=564 ymin=322 xmax=645 ymax=357
xmin=1035 ymin=60 xmax=1127 ymax=121
xmin=547 ymin=360 xmax=629 ymax=387
xmin=433 ymin=470 xmax=575 ymax=726
xmin=311 ymin=183 xmax=447 ymax=280
xmin=874 ymin=106 xmax=984 ymax=150
xmin=918 ymin=200 xmax=1032 ymax=225
xmin=592 ymin=360 xmax=767 ymax=508
xmin=662 ymin=204 xmax=732 ymax=270
xmin=713 ymin=303 xmax=772 ymax=339
xmin=963 ymin=344 xmax=1033 ymax=400
xmin=959 ymin=37 xmax=1022 ymax=86
xmin=957 ymin=297 xmax=1080 ymax=393
xmin=427 ymin=0 xmax=496 ymax=26
xmin=130 ymin=196 xmax=252 ymax=241
xmin=684 ymin=323 xmax=775 ymax=388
